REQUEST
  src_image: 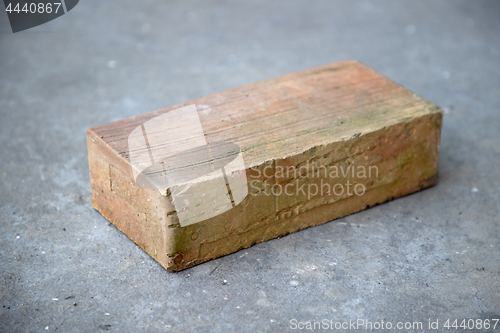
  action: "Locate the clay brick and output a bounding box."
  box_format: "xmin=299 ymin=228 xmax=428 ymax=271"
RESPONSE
xmin=87 ymin=59 xmax=443 ymax=271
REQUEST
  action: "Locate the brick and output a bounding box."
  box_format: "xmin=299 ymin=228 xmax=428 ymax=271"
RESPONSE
xmin=87 ymin=59 xmax=443 ymax=271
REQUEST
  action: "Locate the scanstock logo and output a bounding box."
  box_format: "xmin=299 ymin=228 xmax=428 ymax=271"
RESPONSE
xmin=128 ymin=105 xmax=248 ymax=227
xmin=3 ymin=0 xmax=79 ymax=32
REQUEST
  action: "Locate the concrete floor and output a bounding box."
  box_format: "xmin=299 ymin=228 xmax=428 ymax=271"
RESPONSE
xmin=1 ymin=0 xmax=499 ymax=332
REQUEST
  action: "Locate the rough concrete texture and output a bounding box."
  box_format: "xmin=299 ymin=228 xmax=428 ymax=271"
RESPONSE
xmin=1 ymin=1 xmax=499 ymax=332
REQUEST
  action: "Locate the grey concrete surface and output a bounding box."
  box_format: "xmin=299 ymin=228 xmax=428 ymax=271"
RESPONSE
xmin=1 ymin=1 xmax=499 ymax=332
